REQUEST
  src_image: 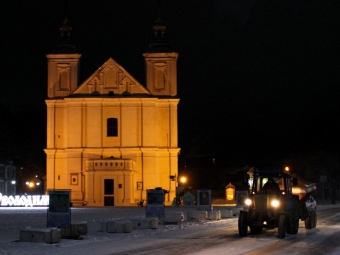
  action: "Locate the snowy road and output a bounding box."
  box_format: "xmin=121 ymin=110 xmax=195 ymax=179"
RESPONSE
xmin=0 ymin=204 xmax=340 ymax=255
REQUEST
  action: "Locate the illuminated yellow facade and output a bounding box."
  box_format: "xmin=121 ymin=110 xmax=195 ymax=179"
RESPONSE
xmin=44 ymin=16 xmax=179 ymax=206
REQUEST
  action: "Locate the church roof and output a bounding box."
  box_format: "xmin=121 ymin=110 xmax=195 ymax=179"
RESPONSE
xmin=71 ymin=58 xmax=151 ymax=96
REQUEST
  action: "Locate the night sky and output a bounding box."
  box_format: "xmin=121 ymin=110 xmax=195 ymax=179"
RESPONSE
xmin=1 ymin=1 xmax=339 ymax=173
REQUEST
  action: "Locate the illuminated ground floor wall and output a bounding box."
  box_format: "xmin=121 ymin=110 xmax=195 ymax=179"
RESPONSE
xmin=44 ymin=148 xmax=179 ymax=206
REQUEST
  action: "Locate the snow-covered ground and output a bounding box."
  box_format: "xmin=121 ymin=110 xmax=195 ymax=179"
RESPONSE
xmin=0 ymin=203 xmax=339 ymax=255
xmin=0 ymin=205 xmax=233 ymax=254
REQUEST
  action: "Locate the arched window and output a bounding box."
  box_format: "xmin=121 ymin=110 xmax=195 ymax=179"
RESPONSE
xmin=107 ymin=118 xmax=118 ymax=137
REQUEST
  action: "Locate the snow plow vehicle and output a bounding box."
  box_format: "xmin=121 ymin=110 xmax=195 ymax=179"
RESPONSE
xmin=238 ymin=167 xmax=317 ymax=239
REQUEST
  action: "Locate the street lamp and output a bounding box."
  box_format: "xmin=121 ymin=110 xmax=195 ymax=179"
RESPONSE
xmin=26 ymin=180 xmax=41 ymax=188
xmin=26 ymin=181 xmax=35 ymax=188
xmin=179 ymin=176 xmax=187 ymax=185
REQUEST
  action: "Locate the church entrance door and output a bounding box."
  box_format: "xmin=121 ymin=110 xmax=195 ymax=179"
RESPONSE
xmin=104 ymin=179 xmax=114 ymax=206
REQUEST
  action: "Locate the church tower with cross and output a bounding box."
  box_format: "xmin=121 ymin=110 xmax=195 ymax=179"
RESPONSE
xmin=44 ymin=4 xmax=180 ymax=206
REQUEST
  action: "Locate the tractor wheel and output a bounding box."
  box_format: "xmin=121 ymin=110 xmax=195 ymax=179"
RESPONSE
xmin=311 ymin=211 xmax=317 ymax=228
xmin=250 ymin=226 xmax=263 ymax=235
xmin=238 ymin=212 xmax=248 ymax=237
xmin=314 ymin=212 xmax=317 ymax=228
xmin=278 ymin=214 xmax=286 ymax=239
xmin=287 ymin=200 xmax=299 ymax=234
xmin=305 ymin=217 xmax=312 ymax=229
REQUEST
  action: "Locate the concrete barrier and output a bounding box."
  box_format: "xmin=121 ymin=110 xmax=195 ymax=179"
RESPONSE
xmin=221 ymin=210 xmax=233 ymax=218
xmin=106 ymin=219 xmax=132 ymax=233
xmin=100 ymin=222 xmax=107 ymax=232
xmin=50 ymin=228 xmax=61 ymax=242
xmin=187 ymin=211 xmax=207 ymax=222
xmin=130 ymin=217 xmax=158 ymax=229
xmin=164 ymin=211 xmax=184 ymax=224
xmin=20 ymin=227 xmax=61 ymax=244
xmin=61 ymin=221 xmax=88 ymax=239
xmin=231 ymin=207 xmax=243 ymax=216
xmin=207 ymin=210 xmax=221 ymax=220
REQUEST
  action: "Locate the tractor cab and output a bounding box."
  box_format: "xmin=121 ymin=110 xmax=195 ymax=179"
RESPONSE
xmin=252 ymin=171 xmax=293 ymax=195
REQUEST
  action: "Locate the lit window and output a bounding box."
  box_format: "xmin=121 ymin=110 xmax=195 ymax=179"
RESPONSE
xmin=107 ymin=118 xmax=118 ymax=137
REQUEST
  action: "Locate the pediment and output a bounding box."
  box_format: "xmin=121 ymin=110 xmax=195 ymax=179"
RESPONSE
xmin=73 ymin=58 xmax=150 ymax=95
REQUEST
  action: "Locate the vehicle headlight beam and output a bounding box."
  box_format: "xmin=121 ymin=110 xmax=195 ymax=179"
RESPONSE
xmin=271 ymin=199 xmax=279 ymax=208
xmin=245 ymin=198 xmax=252 ymax=206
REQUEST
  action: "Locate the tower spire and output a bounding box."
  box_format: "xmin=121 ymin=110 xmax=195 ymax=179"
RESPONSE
xmin=59 ymin=17 xmax=72 ymax=42
xmin=146 ymin=0 xmax=171 ymax=52
xmin=51 ymin=0 xmax=76 ymax=54
xmin=154 ymin=0 xmax=165 ymax=39
xmin=143 ymin=0 xmax=178 ymax=96
xmin=47 ymin=0 xmax=81 ymax=98
xmin=60 ymin=0 xmax=71 ymax=40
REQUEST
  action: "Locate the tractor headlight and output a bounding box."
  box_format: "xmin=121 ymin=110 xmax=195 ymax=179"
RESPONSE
xmin=271 ymin=199 xmax=280 ymax=208
xmin=245 ymin=198 xmax=252 ymax=206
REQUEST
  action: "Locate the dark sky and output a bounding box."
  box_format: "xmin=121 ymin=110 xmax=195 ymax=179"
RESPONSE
xmin=1 ymin=1 xmax=339 ymax=168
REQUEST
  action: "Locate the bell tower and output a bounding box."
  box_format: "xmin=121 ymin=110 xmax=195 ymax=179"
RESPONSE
xmin=46 ymin=16 xmax=81 ymax=98
xmin=143 ymin=1 xmax=178 ymax=97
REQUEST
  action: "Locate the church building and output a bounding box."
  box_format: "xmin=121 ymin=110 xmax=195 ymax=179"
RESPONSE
xmin=44 ymin=9 xmax=180 ymax=206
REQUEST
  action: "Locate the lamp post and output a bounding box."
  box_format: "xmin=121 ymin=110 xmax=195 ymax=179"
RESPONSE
xmin=173 ymin=175 xmax=189 ymax=206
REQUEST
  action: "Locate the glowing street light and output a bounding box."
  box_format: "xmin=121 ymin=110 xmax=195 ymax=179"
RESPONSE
xmin=27 ymin=182 xmax=35 ymax=188
xmin=179 ymin=176 xmax=187 ymax=184
xmin=26 ymin=181 xmax=41 ymax=188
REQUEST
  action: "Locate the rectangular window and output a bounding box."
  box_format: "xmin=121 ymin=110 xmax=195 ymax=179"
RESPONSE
xmin=107 ymin=118 xmax=118 ymax=136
